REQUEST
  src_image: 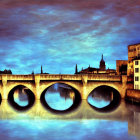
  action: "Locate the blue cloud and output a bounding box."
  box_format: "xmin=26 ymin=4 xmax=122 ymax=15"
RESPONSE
xmin=0 ymin=1 xmax=140 ymax=74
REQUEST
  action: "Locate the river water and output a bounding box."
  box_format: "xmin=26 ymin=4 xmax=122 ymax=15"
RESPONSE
xmin=0 ymin=84 xmax=140 ymax=140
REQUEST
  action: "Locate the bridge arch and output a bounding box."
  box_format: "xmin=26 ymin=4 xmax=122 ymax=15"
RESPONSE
xmin=87 ymin=85 xmax=121 ymax=112
xmin=86 ymin=82 xmax=122 ymax=99
xmin=40 ymin=82 xmax=82 ymax=113
xmin=39 ymin=81 xmax=82 ymax=98
xmin=6 ymin=83 xmax=35 ymax=98
xmin=7 ymin=84 xmax=35 ymax=111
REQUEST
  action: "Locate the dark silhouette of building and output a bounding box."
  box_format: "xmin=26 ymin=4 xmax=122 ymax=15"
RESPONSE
xmin=79 ymin=66 xmax=100 ymax=74
xmin=75 ymin=64 xmax=78 ymax=74
xmin=0 ymin=69 xmax=12 ymax=74
xmin=76 ymin=54 xmax=116 ymax=75
xmin=100 ymin=54 xmax=106 ymax=70
xmin=40 ymin=65 xmax=49 ymax=74
xmin=41 ymin=65 xmax=43 ymax=74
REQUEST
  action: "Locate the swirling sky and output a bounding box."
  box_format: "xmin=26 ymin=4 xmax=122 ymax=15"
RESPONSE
xmin=0 ymin=0 xmax=140 ymax=74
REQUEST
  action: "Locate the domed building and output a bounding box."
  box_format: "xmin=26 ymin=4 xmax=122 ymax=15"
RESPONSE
xmin=76 ymin=54 xmax=116 ymax=75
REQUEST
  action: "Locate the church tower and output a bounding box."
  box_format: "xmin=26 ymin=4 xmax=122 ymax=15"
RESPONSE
xmin=100 ymin=54 xmax=106 ymax=71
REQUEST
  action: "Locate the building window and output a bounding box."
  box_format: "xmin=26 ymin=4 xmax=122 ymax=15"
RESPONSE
xmin=135 ymin=61 xmax=139 ymax=65
xmin=135 ymin=68 xmax=139 ymax=73
xmin=135 ymin=76 xmax=139 ymax=81
xmin=135 ymin=85 xmax=139 ymax=90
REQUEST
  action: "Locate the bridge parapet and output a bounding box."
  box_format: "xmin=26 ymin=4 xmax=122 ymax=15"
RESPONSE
xmin=40 ymin=74 xmax=82 ymax=80
xmin=40 ymin=74 xmax=121 ymax=81
xmin=87 ymin=74 xmax=121 ymax=81
xmin=0 ymin=74 xmax=122 ymax=81
xmin=0 ymin=74 xmax=34 ymax=81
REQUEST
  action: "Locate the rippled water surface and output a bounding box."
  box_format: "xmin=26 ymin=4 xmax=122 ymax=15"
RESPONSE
xmin=0 ymin=120 xmax=137 ymax=140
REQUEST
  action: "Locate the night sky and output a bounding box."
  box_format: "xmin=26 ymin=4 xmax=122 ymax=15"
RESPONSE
xmin=0 ymin=0 xmax=140 ymax=74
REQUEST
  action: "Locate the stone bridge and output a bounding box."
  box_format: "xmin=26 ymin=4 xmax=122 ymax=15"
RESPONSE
xmin=0 ymin=74 xmax=133 ymax=100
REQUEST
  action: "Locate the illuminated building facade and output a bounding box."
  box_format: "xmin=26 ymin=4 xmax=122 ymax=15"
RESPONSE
xmin=127 ymin=44 xmax=140 ymax=76
xmin=116 ymin=44 xmax=140 ymax=90
xmin=134 ymin=59 xmax=140 ymax=90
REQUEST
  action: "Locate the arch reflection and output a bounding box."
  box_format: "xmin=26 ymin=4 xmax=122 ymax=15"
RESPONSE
xmin=8 ymin=85 xmax=35 ymax=111
xmin=88 ymin=85 xmax=121 ymax=112
xmin=40 ymin=83 xmax=81 ymax=113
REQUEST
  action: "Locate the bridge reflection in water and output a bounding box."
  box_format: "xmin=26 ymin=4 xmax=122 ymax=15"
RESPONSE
xmin=0 ymin=100 xmax=140 ymax=139
xmin=0 ymin=84 xmax=140 ymax=140
xmin=13 ymin=88 xmax=29 ymax=106
xmin=43 ymin=83 xmax=75 ymax=111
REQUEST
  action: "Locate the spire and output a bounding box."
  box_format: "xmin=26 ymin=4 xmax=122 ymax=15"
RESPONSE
xmin=41 ymin=65 xmax=43 ymax=74
xmin=100 ymin=54 xmax=105 ymax=62
xmin=75 ymin=64 xmax=78 ymax=74
xmin=32 ymin=71 xmax=34 ymax=74
xmin=100 ymin=54 xmax=106 ymax=70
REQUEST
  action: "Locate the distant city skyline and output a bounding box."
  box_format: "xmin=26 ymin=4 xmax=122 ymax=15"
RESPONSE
xmin=0 ymin=0 xmax=140 ymax=74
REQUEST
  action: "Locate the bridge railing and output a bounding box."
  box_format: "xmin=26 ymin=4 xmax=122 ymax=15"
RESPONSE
xmin=40 ymin=74 xmax=82 ymax=80
xmin=87 ymin=74 xmax=121 ymax=81
xmin=0 ymin=74 xmax=122 ymax=81
xmin=0 ymin=74 xmax=34 ymax=80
